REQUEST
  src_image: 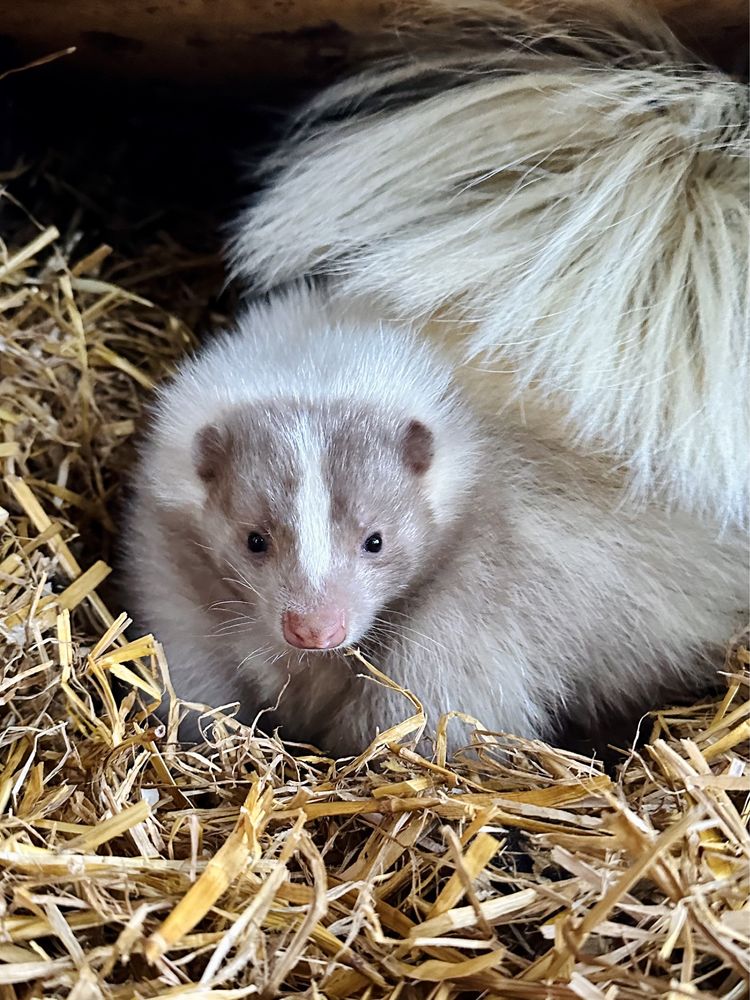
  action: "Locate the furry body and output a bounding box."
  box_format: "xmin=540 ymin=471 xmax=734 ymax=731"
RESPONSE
xmin=125 ymin=286 xmax=745 ymax=755
xmin=230 ymin=1 xmax=750 ymax=524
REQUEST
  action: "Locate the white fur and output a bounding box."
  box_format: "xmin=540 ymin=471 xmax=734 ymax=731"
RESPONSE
xmin=294 ymin=418 xmax=332 ymax=589
xmin=141 ymin=284 xmax=480 ymax=524
xmin=229 ymin=1 xmax=749 ymax=524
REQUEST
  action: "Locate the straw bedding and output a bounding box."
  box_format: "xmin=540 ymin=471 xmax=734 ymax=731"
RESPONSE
xmin=1 ymin=143 xmax=749 ymax=1000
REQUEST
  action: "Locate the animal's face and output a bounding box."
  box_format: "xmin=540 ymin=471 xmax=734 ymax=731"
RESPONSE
xmin=193 ymin=400 xmax=438 ymax=659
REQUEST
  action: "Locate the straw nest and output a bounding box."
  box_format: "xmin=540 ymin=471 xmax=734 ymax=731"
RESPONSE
xmin=0 ymin=184 xmax=749 ymax=1000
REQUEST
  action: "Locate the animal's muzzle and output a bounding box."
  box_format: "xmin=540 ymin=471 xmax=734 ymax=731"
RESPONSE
xmin=282 ymin=608 xmax=347 ymax=650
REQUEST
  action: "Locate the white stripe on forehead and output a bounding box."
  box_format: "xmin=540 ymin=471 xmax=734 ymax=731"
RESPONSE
xmin=292 ymin=416 xmax=332 ymax=590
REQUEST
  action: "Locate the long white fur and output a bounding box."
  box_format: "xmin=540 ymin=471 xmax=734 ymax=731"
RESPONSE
xmin=229 ymin=0 xmax=749 ymax=525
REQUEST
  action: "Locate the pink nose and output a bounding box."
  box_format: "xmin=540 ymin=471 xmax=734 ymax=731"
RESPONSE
xmin=282 ymin=609 xmax=347 ymax=650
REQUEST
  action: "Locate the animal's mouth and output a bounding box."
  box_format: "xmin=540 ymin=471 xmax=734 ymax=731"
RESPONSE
xmin=274 ymin=643 xmax=349 ymax=674
xmin=281 ymin=637 xmax=348 ymax=656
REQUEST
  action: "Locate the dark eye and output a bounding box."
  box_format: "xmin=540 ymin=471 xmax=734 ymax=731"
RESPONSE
xmin=364 ymin=532 xmax=382 ymax=553
xmin=247 ymin=533 xmax=268 ymax=554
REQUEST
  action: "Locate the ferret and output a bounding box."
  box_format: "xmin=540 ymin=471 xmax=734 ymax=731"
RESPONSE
xmin=124 ymin=283 xmax=745 ymax=756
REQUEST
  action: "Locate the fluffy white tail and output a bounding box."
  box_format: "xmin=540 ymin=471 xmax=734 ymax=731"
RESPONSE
xmin=230 ymin=1 xmax=749 ymax=524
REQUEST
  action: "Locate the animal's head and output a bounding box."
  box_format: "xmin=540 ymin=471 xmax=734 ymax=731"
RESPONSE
xmin=142 ymin=285 xmax=481 ymax=664
xmin=192 ymin=399 xmax=443 ymax=655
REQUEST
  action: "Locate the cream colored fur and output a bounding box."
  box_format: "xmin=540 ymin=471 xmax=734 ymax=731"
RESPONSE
xmin=230 ymin=1 xmax=749 ymax=525
xmin=124 ymin=286 xmax=746 ymax=755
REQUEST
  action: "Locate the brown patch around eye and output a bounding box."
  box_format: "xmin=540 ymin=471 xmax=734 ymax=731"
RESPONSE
xmin=402 ymin=419 xmax=434 ymax=476
xmin=193 ymin=424 xmax=226 ymax=483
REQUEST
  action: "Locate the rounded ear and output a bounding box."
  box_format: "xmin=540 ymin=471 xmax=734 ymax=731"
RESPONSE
xmin=402 ymin=419 xmax=434 ymax=476
xmin=193 ymin=424 xmax=227 ymax=484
